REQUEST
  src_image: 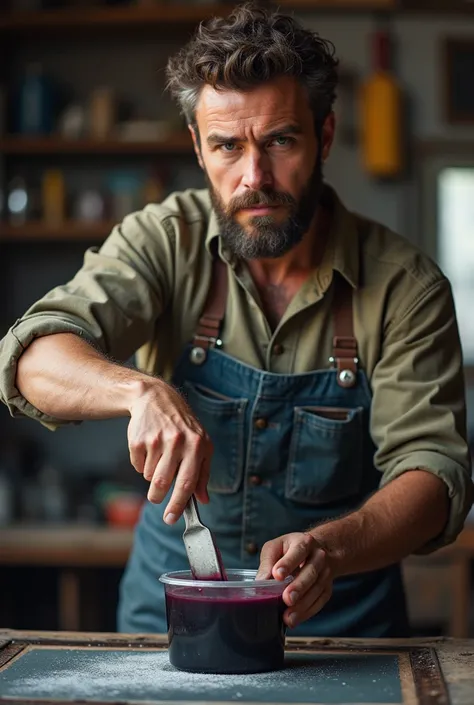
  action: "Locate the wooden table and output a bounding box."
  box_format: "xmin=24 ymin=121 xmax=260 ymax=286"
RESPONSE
xmin=0 ymin=630 xmax=473 ymax=704
xmin=1 ymin=523 xmax=474 ymax=635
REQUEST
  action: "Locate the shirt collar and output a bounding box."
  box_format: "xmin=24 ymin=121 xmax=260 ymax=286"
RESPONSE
xmin=321 ymin=185 xmax=360 ymax=290
xmin=204 ymin=184 xmax=361 ymax=287
xmin=205 ymin=199 xmax=231 ymax=262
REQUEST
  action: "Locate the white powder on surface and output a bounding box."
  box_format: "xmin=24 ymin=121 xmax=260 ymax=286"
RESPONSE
xmin=0 ymin=648 xmax=401 ymax=704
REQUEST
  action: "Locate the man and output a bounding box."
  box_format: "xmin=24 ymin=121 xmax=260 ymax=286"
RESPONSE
xmin=0 ymin=2 xmax=472 ymax=638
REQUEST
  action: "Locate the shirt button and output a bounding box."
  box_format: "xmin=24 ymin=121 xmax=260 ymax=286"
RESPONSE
xmin=249 ymin=475 xmax=262 ymax=486
xmin=272 ymin=344 xmax=284 ymax=356
xmin=254 ymin=417 xmax=268 ymax=430
xmin=246 ymin=542 xmax=259 ymax=555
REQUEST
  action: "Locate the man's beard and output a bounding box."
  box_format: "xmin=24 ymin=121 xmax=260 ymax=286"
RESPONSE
xmin=207 ymin=153 xmax=323 ymax=260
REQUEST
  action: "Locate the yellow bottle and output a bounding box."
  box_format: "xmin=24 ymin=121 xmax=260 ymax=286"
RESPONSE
xmin=42 ymin=169 xmax=66 ymax=226
xmin=359 ymin=30 xmax=403 ymax=179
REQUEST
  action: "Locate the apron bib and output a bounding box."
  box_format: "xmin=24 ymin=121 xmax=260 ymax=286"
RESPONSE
xmin=119 ymin=257 xmax=409 ymax=638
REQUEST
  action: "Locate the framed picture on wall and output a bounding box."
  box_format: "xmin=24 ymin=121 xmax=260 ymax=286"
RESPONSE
xmin=444 ymin=38 xmax=474 ymax=124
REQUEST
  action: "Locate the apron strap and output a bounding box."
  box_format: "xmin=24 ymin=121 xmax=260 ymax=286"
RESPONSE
xmin=190 ymin=254 xmax=358 ymax=385
xmin=331 ymin=273 xmax=359 ymax=389
xmin=191 ymin=256 xmax=228 ymax=359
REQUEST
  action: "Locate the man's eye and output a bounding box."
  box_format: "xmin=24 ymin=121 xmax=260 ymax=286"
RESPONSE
xmin=272 ymin=136 xmax=291 ymax=146
xmin=221 ymin=143 xmax=235 ymax=152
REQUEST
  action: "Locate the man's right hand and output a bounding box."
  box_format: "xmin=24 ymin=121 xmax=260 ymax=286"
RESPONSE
xmin=15 ymin=334 xmax=211 ymax=524
xmin=127 ymin=380 xmax=213 ymax=524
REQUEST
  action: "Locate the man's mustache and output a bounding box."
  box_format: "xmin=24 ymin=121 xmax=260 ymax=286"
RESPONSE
xmin=227 ymin=190 xmax=296 ymax=215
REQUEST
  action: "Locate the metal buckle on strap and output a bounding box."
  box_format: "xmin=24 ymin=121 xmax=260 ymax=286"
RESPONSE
xmin=328 ymin=355 xmax=359 ymax=367
xmin=329 ymin=355 xmax=359 ymax=388
xmin=194 ymin=335 xmax=223 ymax=348
xmin=189 ymin=335 xmax=223 ymax=366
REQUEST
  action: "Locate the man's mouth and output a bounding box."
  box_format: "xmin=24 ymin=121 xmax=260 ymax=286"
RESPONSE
xmin=240 ymin=205 xmax=280 ymax=214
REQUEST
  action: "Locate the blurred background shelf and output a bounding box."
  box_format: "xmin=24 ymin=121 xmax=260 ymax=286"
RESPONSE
xmin=0 ymin=221 xmax=115 ymax=241
xmin=276 ymin=0 xmax=397 ymax=9
xmin=0 ymin=523 xmax=135 ymax=632
xmin=0 ymin=0 xmax=471 ymax=33
xmin=0 ymin=524 xmax=134 ymax=567
xmin=0 ymin=134 xmax=193 ymax=155
xmin=0 ymin=3 xmax=235 ymax=33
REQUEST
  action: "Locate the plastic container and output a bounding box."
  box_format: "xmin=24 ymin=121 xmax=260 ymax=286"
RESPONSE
xmin=159 ymin=569 xmax=292 ymax=674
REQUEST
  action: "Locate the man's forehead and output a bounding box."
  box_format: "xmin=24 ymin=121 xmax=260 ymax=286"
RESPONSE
xmin=195 ymin=78 xmax=310 ymax=129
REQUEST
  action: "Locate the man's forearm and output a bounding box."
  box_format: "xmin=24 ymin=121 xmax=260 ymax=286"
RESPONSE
xmin=310 ymin=470 xmax=450 ymax=578
xmin=16 ymin=333 xmax=150 ymax=420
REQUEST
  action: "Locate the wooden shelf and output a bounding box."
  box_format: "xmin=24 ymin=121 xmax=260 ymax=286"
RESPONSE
xmin=0 ymin=0 xmax=470 ymax=37
xmin=0 ymin=524 xmax=133 ymax=567
xmin=0 ymin=4 xmax=234 ymax=34
xmin=279 ymin=0 xmax=471 ymax=11
xmin=0 ymin=134 xmax=193 ymax=156
xmin=276 ymin=0 xmax=396 ymax=8
xmin=402 ymin=0 xmax=474 ymax=13
xmin=0 ymin=221 xmax=116 ymax=242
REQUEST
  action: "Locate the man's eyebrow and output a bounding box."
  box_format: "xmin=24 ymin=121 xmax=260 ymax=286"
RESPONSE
xmin=206 ymin=132 xmax=235 ymax=147
xmin=206 ymin=124 xmax=302 ymax=147
xmin=262 ymin=124 xmax=302 ymax=140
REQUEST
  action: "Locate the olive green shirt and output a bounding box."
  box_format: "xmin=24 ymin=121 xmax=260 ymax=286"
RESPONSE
xmin=1 ymin=186 xmax=472 ymax=551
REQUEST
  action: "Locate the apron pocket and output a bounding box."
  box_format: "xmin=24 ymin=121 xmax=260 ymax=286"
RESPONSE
xmin=286 ymin=405 xmax=364 ymax=505
xmin=183 ymin=381 xmax=248 ymax=494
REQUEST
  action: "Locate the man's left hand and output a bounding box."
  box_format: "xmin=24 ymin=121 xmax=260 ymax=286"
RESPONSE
xmin=256 ymin=532 xmax=333 ymax=629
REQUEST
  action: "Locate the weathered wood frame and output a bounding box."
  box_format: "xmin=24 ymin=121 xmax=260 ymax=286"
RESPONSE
xmin=0 ymin=634 xmax=449 ymax=705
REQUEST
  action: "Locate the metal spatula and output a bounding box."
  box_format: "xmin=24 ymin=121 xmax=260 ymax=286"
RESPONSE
xmin=183 ymin=495 xmax=227 ymax=581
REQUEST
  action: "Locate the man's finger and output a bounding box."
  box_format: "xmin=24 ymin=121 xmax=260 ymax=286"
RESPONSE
xmin=272 ymin=534 xmax=314 ymax=580
xmin=284 ymin=580 xmax=325 ymax=621
xmin=163 ymin=447 xmax=203 ymax=522
xmin=147 ymin=446 xmax=182 ymax=504
xmin=285 ymin=584 xmax=332 ymax=629
xmin=256 ymin=539 xmax=284 ymax=580
xmin=283 ymin=565 xmax=331 ymax=611
xmin=282 ymin=548 xmax=327 ymax=604
xmin=129 ymin=440 xmax=147 ymax=475
xmin=194 ymin=456 xmax=211 ymax=505
xmin=142 ymin=442 xmax=163 ymax=482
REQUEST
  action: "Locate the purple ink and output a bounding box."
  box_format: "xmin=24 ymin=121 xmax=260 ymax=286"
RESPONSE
xmin=165 ymin=590 xmax=286 ymax=673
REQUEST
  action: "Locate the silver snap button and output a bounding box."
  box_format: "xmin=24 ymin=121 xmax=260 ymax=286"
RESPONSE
xmin=190 ymin=347 xmax=207 ymax=365
xmin=339 ymin=369 xmax=355 ymax=386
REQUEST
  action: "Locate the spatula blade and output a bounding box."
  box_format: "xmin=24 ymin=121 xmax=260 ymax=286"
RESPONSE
xmin=183 ymin=496 xmax=227 ymax=581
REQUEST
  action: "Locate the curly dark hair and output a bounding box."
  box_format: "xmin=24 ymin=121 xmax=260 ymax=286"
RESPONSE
xmin=166 ymin=1 xmax=339 ymax=131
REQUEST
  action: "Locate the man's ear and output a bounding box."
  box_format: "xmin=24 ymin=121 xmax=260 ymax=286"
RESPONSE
xmin=320 ymin=112 xmax=336 ymax=162
xmin=189 ymin=124 xmax=204 ymax=170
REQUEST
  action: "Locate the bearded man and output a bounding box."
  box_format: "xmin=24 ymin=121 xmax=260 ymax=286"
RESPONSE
xmin=1 ymin=2 xmax=472 ymax=638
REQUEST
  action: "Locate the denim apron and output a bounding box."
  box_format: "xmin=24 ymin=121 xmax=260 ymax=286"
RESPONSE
xmin=118 ymin=257 xmax=409 ymax=638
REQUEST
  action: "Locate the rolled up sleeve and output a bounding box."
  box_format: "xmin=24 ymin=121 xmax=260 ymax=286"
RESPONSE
xmin=0 ymin=208 xmax=173 ymax=429
xmin=371 ymin=276 xmax=474 ymax=553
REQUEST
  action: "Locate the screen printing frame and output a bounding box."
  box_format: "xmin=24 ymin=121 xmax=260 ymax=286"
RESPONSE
xmin=0 ymin=634 xmax=449 ymax=705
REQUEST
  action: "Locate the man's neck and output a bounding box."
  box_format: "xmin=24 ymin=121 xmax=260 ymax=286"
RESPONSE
xmin=245 ymin=203 xmax=333 ymax=331
xmin=246 ymin=203 xmax=332 ymax=287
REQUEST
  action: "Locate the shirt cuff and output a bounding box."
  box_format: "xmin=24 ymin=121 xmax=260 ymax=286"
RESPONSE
xmin=380 ymin=451 xmax=474 ymax=553
xmin=0 ymin=316 xmax=97 ymax=430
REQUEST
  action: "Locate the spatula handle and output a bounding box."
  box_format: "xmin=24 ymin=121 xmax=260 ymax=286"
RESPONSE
xmin=183 ymin=495 xmax=202 ymax=531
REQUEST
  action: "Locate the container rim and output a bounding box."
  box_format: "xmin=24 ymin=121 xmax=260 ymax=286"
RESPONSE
xmin=159 ymin=568 xmax=293 ymax=589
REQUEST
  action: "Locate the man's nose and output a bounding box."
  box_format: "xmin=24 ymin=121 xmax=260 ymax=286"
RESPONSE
xmin=242 ymin=150 xmax=273 ymax=191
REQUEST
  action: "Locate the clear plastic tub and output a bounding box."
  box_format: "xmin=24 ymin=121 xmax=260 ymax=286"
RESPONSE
xmin=159 ymin=569 xmax=292 ymax=673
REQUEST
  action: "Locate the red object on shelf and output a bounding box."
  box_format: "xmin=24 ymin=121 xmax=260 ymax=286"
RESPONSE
xmin=105 ymin=495 xmax=144 ymax=528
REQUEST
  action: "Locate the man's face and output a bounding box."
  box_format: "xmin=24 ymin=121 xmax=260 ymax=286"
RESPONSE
xmin=191 ymin=75 xmax=335 ymax=259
